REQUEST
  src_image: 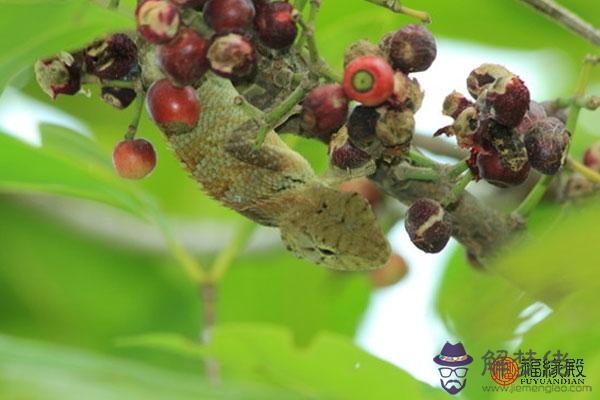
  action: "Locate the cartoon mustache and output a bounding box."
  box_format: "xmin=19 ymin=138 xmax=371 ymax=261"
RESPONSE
xmin=442 ymin=379 xmax=464 ymax=388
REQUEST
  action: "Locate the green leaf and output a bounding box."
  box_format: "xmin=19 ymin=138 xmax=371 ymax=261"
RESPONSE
xmin=123 ymin=323 xmax=447 ymax=400
xmin=0 ymin=334 xmax=305 ymax=400
xmin=0 ymin=0 xmax=133 ymax=92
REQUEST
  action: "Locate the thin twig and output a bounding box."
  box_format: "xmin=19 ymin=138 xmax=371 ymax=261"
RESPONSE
xmin=442 ymin=171 xmax=473 ymax=208
xmin=364 ymin=0 xmax=431 ymax=23
xmin=125 ymin=92 xmax=145 ymax=140
xmin=518 ymin=0 xmax=600 ymax=47
xmin=567 ymin=157 xmax=600 ymax=184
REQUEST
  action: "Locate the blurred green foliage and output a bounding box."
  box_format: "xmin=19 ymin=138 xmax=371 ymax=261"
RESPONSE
xmin=0 ymin=0 xmax=599 ymax=399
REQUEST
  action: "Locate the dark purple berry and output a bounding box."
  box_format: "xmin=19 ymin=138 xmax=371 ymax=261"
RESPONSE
xmin=101 ymin=87 xmax=137 ymax=109
xmin=379 ymin=24 xmax=437 ymax=73
xmin=147 ymin=79 xmax=201 ymax=134
xmin=514 ymin=100 xmax=547 ymax=135
xmin=330 ymin=137 xmax=371 ymax=169
xmin=255 ymin=1 xmax=298 ymax=49
xmin=405 ymin=198 xmax=451 ymax=253
xmin=207 ymin=33 xmax=256 ymax=79
xmin=203 ymin=0 xmax=255 ymax=34
xmin=34 ymin=54 xmax=82 ymax=99
xmin=135 ymin=0 xmax=181 ymax=44
xmin=301 ymin=84 xmax=349 ymax=142
xmin=524 ymin=117 xmax=570 ymax=175
xmin=347 ymin=105 xmax=379 ymax=148
xmin=84 ymin=33 xmax=138 ymax=80
xmin=158 ymin=28 xmax=210 ymax=85
xmin=484 ymin=75 xmax=530 ymax=127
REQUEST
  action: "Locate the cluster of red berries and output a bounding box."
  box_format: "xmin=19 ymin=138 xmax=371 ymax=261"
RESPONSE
xmin=438 ymin=64 xmax=571 ymax=187
xmin=299 ymin=24 xmax=436 ymax=169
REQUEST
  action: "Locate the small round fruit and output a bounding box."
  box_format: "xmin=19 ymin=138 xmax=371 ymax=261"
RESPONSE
xmin=34 ymin=53 xmax=82 ymax=99
xmin=370 ymin=253 xmax=408 ymax=288
xmin=405 ymin=198 xmax=451 ymax=254
xmin=379 ymin=24 xmax=437 ymax=73
xmin=158 ymin=28 xmax=210 ymax=85
xmin=330 ymin=138 xmax=371 ymax=169
xmin=84 ymin=33 xmax=138 ymax=80
xmin=147 ymin=79 xmax=200 ymax=134
xmin=485 ymin=75 xmax=530 ymax=127
xmin=339 ymin=178 xmax=381 ymax=207
xmin=476 ymin=151 xmax=530 ymax=187
xmin=255 ymin=1 xmax=298 ymax=49
xmin=112 ymin=138 xmax=157 ymax=180
xmin=203 ymin=0 xmax=255 ymax=34
xmin=136 ymin=0 xmax=180 ymax=44
xmin=207 ymin=33 xmax=256 ymax=79
xmin=301 ymin=84 xmax=349 ymax=142
xmin=583 ymin=141 xmax=600 ymax=172
xmin=343 ymin=55 xmax=395 ymax=106
xmin=514 ymin=100 xmax=547 ymax=135
xmin=524 ymin=117 xmax=570 ymax=175
xmin=101 ymin=87 xmax=137 ymax=109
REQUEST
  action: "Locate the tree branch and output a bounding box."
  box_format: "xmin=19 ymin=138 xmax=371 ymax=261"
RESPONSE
xmin=518 ymin=0 xmax=600 ymax=47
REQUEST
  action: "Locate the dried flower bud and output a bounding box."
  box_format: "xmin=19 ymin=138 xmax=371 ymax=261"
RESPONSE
xmin=344 ymin=39 xmax=384 ymax=67
xmin=466 ymin=63 xmax=512 ymax=99
xmin=34 ymin=53 xmax=82 ymax=99
xmin=405 ymin=198 xmax=451 ymax=253
xmin=330 ymin=135 xmax=371 ymax=169
xmin=101 ymin=87 xmax=137 ymax=109
xmin=207 ymin=33 xmax=256 ymax=79
xmin=442 ymin=91 xmax=473 ymax=119
xmin=388 ymin=71 xmax=424 ymax=112
xmin=514 ymin=100 xmax=547 ymax=135
xmin=85 ymin=33 xmax=138 ymax=80
xmin=484 ymin=75 xmax=530 ymax=127
xmin=347 ymin=105 xmax=380 ymax=148
xmin=375 ymin=107 xmax=414 ymax=149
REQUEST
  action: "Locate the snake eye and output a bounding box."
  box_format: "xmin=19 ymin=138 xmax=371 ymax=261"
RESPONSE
xmin=318 ymin=247 xmax=336 ymax=256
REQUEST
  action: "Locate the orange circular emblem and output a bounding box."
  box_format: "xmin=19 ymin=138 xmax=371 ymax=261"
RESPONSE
xmin=490 ymin=356 xmax=519 ymax=386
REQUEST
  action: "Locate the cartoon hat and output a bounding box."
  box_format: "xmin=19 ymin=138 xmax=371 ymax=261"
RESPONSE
xmin=433 ymin=342 xmax=473 ymax=366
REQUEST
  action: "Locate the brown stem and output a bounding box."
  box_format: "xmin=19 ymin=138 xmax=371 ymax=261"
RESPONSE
xmin=519 ymin=0 xmax=600 ymax=47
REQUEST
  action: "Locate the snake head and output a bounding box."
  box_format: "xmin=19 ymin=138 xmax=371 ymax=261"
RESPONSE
xmin=279 ymin=184 xmax=390 ymax=271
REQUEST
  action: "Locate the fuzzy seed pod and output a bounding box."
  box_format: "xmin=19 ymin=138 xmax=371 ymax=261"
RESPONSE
xmin=85 ymin=33 xmax=138 ymax=80
xmin=524 ymin=117 xmax=570 ymax=175
xmin=466 ymin=63 xmax=512 ymax=99
xmin=388 ymin=71 xmax=424 ymax=112
xmin=34 ymin=53 xmax=82 ymax=99
xmin=375 ymin=108 xmax=414 ymax=149
xmin=101 ymin=87 xmax=137 ymax=109
xmin=405 ymin=198 xmax=451 ymax=253
xmin=344 ymin=39 xmax=384 ymax=67
xmin=485 ymin=121 xmax=530 ymax=173
xmin=442 ymin=91 xmax=473 ymax=120
xmin=514 ymin=100 xmax=547 ymax=135
xmin=380 ymin=24 xmax=437 ymax=73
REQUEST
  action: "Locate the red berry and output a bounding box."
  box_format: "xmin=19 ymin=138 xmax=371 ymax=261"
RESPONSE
xmin=203 ymin=0 xmax=255 ymax=34
xmin=370 ymin=252 xmax=408 ymax=288
xmin=136 ymin=0 xmax=180 ymax=44
xmin=147 ymin=79 xmax=200 ymax=134
xmin=101 ymin=87 xmax=137 ymax=109
xmin=343 ymin=56 xmax=394 ymax=106
xmin=34 ymin=53 xmax=82 ymax=99
xmin=84 ymin=33 xmax=138 ymax=80
xmin=112 ymin=138 xmax=157 ymax=180
xmin=485 ymin=75 xmax=531 ymax=128
xmin=476 ymin=151 xmax=530 ymax=187
xmin=405 ymin=198 xmax=451 ymax=254
xmin=583 ymin=142 xmax=600 ymax=172
xmin=158 ymin=28 xmax=210 ymax=85
xmin=207 ymin=33 xmax=256 ymax=79
xmin=339 ymin=178 xmax=381 ymax=207
xmin=301 ymin=84 xmax=349 ymax=142
xmin=379 ymin=24 xmax=437 ymax=73
xmin=255 ymin=1 xmax=298 ymax=49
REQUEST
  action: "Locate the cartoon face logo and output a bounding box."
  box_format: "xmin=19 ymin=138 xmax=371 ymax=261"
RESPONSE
xmin=433 ymin=342 xmax=473 ymax=395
